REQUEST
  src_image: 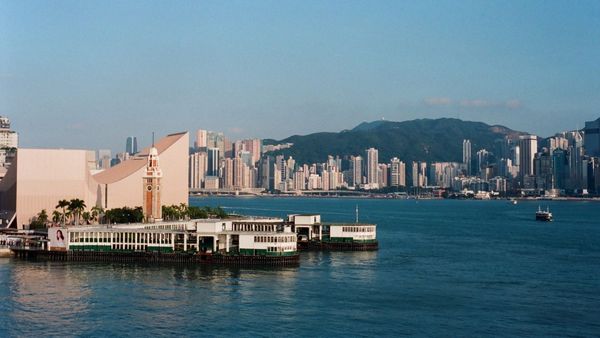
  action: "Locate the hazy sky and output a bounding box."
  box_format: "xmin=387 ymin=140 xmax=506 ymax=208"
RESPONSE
xmin=1 ymin=0 xmax=599 ymax=153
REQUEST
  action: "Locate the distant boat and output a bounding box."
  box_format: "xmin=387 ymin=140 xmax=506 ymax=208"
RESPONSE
xmin=509 ymin=199 xmax=517 ymax=205
xmin=535 ymin=206 xmax=553 ymax=222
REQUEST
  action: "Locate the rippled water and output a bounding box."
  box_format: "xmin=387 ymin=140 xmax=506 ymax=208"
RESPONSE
xmin=1 ymin=198 xmax=599 ymax=337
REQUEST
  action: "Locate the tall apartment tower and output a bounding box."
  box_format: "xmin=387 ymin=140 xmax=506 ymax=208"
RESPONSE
xmin=142 ymin=144 xmax=163 ymax=223
xmin=350 ymin=156 xmax=363 ymax=187
xmin=518 ymin=135 xmax=538 ymax=181
xmin=366 ymin=148 xmax=379 ymax=189
xmin=189 ymin=152 xmax=207 ymax=189
xmin=584 ymin=118 xmax=600 ymax=157
xmin=195 ymin=129 xmax=208 ymax=150
xmin=389 ymin=157 xmax=406 ymax=187
xmin=463 ymin=139 xmax=472 ymax=176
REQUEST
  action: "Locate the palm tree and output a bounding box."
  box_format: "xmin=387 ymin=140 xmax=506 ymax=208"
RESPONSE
xmin=179 ymin=203 xmax=189 ymax=220
xmin=82 ymin=211 xmax=91 ymax=225
xmin=37 ymin=209 xmax=49 ymax=227
xmin=91 ymin=206 xmax=104 ymax=224
xmin=68 ymin=199 xmax=86 ymax=225
xmin=52 ymin=210 xmax=61 ymax=224
xmin=56 ymin=199 xmax=70 ymax=226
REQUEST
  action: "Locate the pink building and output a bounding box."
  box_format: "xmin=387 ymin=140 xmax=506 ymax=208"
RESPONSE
xmin=0 ymin=132 xmax=189 ymax=229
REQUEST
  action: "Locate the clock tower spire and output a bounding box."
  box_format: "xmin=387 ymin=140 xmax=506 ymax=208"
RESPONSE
xmin=143 ymin=135 xmax=162 ymax=223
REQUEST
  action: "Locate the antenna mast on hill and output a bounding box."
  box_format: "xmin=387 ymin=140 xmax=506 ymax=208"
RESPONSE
xmin=152 ymin=132 xmax=155 ymax=147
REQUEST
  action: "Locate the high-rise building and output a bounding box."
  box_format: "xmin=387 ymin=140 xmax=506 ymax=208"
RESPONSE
xmin=239 ymin=151 xmax=253 ymax=167
xmin=259 ymin=156 xmax=271 ymax=190
xmin=286 ymin=157 xmax=296 ymax=180
xmin=0 ymin=116 xmax=18 ymax=179
xmin=242 ymin=138 xmax=262 ymax=165
xmin=534 ymin=149 xmax=553 ymax=190
xmin=518 ymin=135 xmax=538 ymax=182
xmin=195 ymin=129 xmax=207 ymax=150
xmin=222 ymin=158 xmax=234 ymax=189
xmin=366 ymin=148 xmax=379 ymax=189
xmin=207 ymin=147 xmax=220 ymax=177
xmin=476 ymin=149 xmax=492 ymax=179
xmin=412 ymin=161 xmax=427 ymax=188
xmin=552 ymin=149 xmax=568 ymax=190
xmin=125 ymin=136 xmax=138 ymax=155
xmin=584 ymin=118 xmax=600 ymax=157
xmin=463 ymin=139 xmax=472 ymax=175
xmin=233 ymin=157 xmax=244 ymax=189
xmin=389 ymin=158 xmax=406 ymax=188
xmin=189 ymin=152 xmax=207 ymax=189
xmin=224 ymin=137 xmax=233 ymax=158
xmin=207 ymin=131 xmax=225 ymax=158
xmin=293 ymin=168 xmax=306 ymax=191
xmin=350 ymin=156 xmax=363 ymax=187
xmin=378 ymin=163 xmax=388 ymax=188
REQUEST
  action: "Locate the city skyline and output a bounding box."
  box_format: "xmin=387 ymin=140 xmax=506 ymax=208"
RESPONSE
xmin=2 ymin=1 xmax=599 ymax=153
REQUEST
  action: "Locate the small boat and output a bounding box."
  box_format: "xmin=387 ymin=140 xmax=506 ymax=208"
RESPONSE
xmin=535 ymin=206 xmax=553 ymax=221
xmin=509 ymin=199 xmax=517 ymax=205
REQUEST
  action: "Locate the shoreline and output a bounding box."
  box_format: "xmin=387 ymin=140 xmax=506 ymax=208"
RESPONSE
xmin=189 ymin=193 xmax=600 ymax=202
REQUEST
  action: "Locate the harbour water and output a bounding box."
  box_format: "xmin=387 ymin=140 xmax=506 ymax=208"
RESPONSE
xmin=1 ymin=198 xmax=599 ymax=336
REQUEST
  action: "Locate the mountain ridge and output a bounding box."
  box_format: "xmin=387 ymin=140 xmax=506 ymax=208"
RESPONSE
xmin=265 ymin=118 xmax=528 ymax=165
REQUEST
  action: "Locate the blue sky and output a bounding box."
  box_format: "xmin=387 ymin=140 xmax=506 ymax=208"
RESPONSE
xmin=1 ymin=0 xmax=599 ymax=152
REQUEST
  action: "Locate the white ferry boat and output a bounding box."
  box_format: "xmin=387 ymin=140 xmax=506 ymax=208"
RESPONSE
xmin=535 ymin=206 xmax=553 ymax=222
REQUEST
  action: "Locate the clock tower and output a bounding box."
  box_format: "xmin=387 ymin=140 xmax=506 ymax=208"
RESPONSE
xmin=143 ymin=142 xmax=162 ymax=223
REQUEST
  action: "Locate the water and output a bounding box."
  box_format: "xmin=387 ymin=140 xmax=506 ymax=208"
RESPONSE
xmin=1 ymin=198 xmax=599 ymax=337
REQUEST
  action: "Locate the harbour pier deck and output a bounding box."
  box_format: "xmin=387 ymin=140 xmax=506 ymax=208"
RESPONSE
xmin=297 ymin=241 xmax=379 ymax=251
xmin=11 ymin=249 xmax=300 ymax=267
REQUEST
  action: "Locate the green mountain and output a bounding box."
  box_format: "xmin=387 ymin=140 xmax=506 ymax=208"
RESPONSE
xmin=266 ymin=118 xmax=527 ymax=165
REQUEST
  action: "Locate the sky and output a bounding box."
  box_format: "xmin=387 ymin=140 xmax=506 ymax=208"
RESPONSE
xmin=1 ymin=0 xmax=599 ymax=153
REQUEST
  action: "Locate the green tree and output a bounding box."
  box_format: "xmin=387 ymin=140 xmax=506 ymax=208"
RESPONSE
xmin=37 ymin=209 xmax=49 ymax=224
xmin=188 ymin=206 xmax=208 ymax=219
xmin=178 ymin=203 xmax=189 ymax=220
xmin=213 ymin=207 xmax=227 ymax=219
xmin=52 ymin=210 xmax=61 ymax=224
xmin=82 ymin=211 xmax=91 ymax=225
xmin=30 ymin=209 xmax=49 ymax=229
xmin=56 ymin=199 xmax=70 ymax=225
xmin=68 ymin=199 xmax=86 ymax=225
xmin=105 ymin=207 xmax=144 ymax=224
xmin=91 ymin=206 xmax=104 ymax=224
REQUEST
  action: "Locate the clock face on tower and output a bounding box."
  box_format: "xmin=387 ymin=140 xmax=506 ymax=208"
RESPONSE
xmin=156 ymin=186 xmax=160 ymax=191
xmin=147 ymin=185 xmax=152 ymax=191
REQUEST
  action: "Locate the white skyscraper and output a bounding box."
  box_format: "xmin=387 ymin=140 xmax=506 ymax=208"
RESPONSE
xmin=189 ymin=152 xmax=207 ymax=189
xmin=389 ymin=157 xmax=406 ymax=187
xmin=366 ymin=148 xmax=379 ymax=189
xmin=195 ymin=129 xmax=207 ymax=150
xmin=463 ymin=139 xmax=472 ymax=176
xmin=350 ymin=155 xmax=363 ymax=187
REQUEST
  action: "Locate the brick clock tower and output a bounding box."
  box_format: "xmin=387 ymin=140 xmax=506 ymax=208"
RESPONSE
xmin=143 ymin=143 xmax=163 ymax=223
